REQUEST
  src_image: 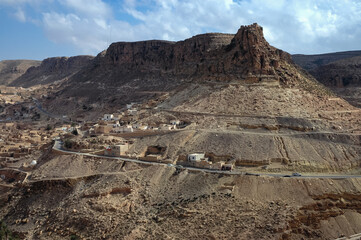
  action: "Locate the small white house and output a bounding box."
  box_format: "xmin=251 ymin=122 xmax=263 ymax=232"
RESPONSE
xmin=103 ymin=114 xmax=114 ymax=121
xmin=188 ymin=153 xmax=206 ymax=162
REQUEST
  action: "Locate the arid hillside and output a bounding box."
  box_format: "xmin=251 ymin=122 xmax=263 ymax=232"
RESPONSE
xmin=0 ymin=60 xmax=41 ymax=85
xmin=1 ymin=155 xmax=361 ymax=240
xmin=10 ymin=55 xmax=94 ymax=88
xmin=0 ymin=23 xmax=360 ymax=240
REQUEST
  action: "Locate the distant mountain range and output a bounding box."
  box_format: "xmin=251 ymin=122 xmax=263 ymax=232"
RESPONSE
xmin=0 ymin=60 xmax=41 ymax=85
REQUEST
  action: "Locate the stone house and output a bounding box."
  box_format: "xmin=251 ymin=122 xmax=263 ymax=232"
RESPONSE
xmin=104 ymin=143 xmax=129 ymax=157
xmin=188 ymin=153 xmax=206 ymax=162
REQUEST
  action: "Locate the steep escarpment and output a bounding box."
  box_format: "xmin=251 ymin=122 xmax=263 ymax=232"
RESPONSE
xmin=309 ymin=56 xmax=361 ymax=88
xmin=10 ymin=55 xmax=94 ymax=87
xmin=0 ymin=60 xmax=41 ymax=85
xmin=67 ymin=23 xmax=297 ymax=85
xmin=48 ymin=23 xmax=330 ymax=116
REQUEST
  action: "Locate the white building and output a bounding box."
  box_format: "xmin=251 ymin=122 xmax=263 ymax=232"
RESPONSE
xmin=103 ymin=114 xmax=114 ymax=121
xmin=188 ymin=153 xmax=206 ymax=162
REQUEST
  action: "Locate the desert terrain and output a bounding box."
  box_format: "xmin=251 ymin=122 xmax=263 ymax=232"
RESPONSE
xmin=0 ymin=23 xmax=360 ymax=240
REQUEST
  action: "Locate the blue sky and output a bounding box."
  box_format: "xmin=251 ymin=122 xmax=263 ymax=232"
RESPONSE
xmin=1 ymin=0 xmax=361 ymax=60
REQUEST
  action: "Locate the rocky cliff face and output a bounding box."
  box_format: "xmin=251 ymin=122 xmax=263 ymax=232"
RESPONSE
xmin=102 ymin=24 xmax=290 ymax=80
xmin=309 ymin=55 xmax=361 ymax=88
xmin=83 ymin=24 xmax=292 ymax=82
xmin=0 ymin=60 xmax=41 ymax=85
xmin=292 ymin=51 xmax=361 ymax=108
xmin=57 ymin=23 xmax=327 ymax=109
xmin=10 ymin=55 xmax=94 ymax=87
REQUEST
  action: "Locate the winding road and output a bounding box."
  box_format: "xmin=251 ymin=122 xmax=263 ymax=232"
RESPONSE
xmin=52 ymin=140 xmax=361 ymax=179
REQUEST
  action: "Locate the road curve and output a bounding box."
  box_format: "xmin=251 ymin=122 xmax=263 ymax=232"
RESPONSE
xmin=52 ymin=140 xmax=361 ymax=179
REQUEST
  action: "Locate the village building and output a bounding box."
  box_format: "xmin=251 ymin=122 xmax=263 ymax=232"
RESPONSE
xmin=103 ymin=114 xmax=114 ymax=121
xmin=188 ymin=153 xmax=207 ymax=162
xmin=95 ymin=125 xmax=112 ymax=134
xmin=170 ymin=120 xmax=180 ymax=125
xmin=104 ymin=143 xmax=129 ymax=157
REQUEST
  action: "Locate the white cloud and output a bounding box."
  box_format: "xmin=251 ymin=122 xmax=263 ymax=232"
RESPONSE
xmin=14 ymin=8 xmax=26 ymax=22
xmin=3 ymin=0 xmax=361 ymax=56
xmin=62 ymin=0 xmax=111 ymax=18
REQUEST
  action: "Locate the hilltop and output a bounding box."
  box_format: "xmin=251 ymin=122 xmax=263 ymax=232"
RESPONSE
xmin=0 ymin=60 xmax=41 ymax=85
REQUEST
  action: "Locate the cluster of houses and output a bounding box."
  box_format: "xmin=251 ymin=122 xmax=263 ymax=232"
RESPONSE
xmin=90 ymin=112 xmax=180 ymax=135
xmin=0 ymin=122 xmax=57 ymax=163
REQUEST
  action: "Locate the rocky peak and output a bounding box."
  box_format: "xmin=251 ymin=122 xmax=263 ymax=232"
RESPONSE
xmin=64 ymin=23 xmax=327 ymax=100
xmin=227 ymin=23 xmax=290 ymax=76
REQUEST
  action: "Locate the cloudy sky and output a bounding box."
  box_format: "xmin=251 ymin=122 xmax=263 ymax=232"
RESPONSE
xmin=1 ymin=0 xmax=361 ymax=60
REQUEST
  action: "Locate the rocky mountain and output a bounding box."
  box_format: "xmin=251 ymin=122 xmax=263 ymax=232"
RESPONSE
xmin=293 ymin=51 xmax=361 ymax=107
xmin=309 ymin=55 xmax=361 ymax=88
xmin=10 ymin=55 xmax=94 ymax=88
xmin=46 ymin=23 xmax=331 ymax=116
xmin=43 ymin=23 xmax=360 ymax=171
xmin=0 ymin=60 xmax=41 ymax=85
xmin=292 ymin=50 xmax=361 ymax=71
xmin=1 ymin=23 xmax=361 ymax=240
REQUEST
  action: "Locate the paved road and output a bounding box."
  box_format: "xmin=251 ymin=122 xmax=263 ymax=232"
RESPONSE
xmin=52 ymin=140 xmax=361 ymax=179
xmin=32 ymin=97 xmax=64 ymax=121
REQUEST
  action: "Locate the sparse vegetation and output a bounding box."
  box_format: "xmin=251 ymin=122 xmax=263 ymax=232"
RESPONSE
xmin=64 ymin=139 xmax=73 ymax=149
xmin=70 ymin=234 xmax=80 ymax=240
xmin=0 ymin=221 xmax=19 ymax=240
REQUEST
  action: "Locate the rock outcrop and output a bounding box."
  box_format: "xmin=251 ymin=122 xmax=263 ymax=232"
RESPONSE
xmin=57 ymin=23 xmax=328 ymax=109
xmin=10 ymin=55 xmax=94 ymax=87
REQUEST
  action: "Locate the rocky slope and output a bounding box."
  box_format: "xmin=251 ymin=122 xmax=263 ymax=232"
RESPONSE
xmin=10 ymin=56 xmax=94 ymax=88
xmin=293 ymin=52 xmax=361 ymax=107
xmin=1 ymin=155 xmax=361 ymax=240
xmin=293 ymin=54 xmax=361 ymax=88
xmin=0 ymin=60 xmax=41 ymax=85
